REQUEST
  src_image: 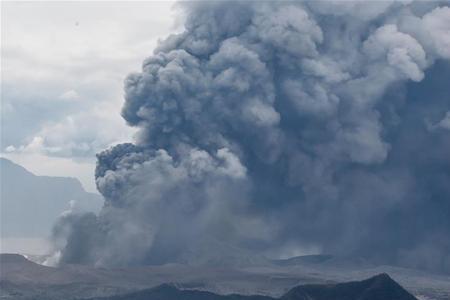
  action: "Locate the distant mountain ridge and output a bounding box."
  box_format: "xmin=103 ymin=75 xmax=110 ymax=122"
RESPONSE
xmin=0 ymin=158 xmax=103 ymax=239
xmin=88 ymin=284 xmax=273 ymax=300
xmin=271 ymin=255 xmax=334 ymax=266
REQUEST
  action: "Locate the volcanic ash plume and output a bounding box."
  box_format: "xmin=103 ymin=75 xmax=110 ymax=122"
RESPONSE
xmin=53 ymin=1 xmax=450 ymax=272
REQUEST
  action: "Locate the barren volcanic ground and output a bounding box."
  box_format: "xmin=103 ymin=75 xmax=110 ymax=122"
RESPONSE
xmin=1 ymin=254 xmax=449 ymax=300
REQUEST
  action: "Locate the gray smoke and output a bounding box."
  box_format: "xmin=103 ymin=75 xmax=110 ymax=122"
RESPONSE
xmin=53 ymin=1 xmax=450 ymax=273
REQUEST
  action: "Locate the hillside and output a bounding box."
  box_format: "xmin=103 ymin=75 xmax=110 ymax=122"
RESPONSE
xmin=0 ymin=158 xmax=103 ymax=239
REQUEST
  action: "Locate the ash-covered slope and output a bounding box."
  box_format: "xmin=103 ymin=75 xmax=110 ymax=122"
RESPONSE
xmin=0 ymin=254 xmax=131 ymax=299
xmin=87 ymin=274 xmax=417 ymax=300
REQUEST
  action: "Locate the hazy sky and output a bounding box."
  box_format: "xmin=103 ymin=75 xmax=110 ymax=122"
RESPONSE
xmin=1 ymin=1 xmax=177 ymax=192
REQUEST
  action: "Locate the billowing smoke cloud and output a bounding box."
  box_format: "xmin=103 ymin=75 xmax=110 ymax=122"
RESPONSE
xmin=53 ymin=1 xmax=450 ymax=273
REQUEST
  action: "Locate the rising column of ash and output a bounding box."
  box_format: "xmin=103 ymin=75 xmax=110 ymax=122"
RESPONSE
xmin=52 ymin=1 xmax=450 ymax=273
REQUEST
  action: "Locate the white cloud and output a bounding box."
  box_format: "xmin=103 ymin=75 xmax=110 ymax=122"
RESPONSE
xmin=9 ymin=103 xmax=136 ymax=158
xmin=1 ymin=2 xmax=177 ymax=186
xmin=59 ymin=90 xmax=79 ymax=101
xmin=5 ymin=145 xmax=16 ymax=152
xmin=2 ymin=2 xmax=178 ymax=145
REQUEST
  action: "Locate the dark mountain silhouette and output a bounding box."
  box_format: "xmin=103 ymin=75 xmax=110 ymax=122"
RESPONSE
xmin=0 ymin=158 xmax=102 ymax=239
xmin=282 ymin=273 xmax=417 ymax=300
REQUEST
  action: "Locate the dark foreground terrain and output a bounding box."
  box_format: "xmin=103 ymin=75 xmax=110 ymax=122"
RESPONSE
xmin=87 ymin=274 xmax=417 ymax=300
xmin=1 ymin=254 xmax=448 ymax=300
